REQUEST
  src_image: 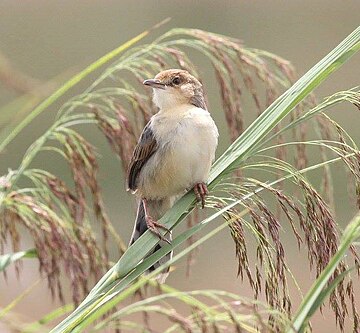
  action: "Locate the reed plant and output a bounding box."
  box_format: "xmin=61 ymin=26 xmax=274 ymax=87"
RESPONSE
xmin=1 ymin=23 xmax=360 ymax=332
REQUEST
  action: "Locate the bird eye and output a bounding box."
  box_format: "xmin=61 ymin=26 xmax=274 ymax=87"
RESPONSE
xmin=172 ymin=77 xmax=181 ymax=85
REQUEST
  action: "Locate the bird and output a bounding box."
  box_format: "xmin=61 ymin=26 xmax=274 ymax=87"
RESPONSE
xmin=127 ymin=69 xmax=218 ymax=282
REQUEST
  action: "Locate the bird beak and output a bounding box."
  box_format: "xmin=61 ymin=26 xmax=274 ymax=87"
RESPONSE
xmin=143 ymin=79 xmax=166 ymax=90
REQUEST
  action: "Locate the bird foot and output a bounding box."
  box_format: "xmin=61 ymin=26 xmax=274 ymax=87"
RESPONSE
xmin=194 ymin=182 xmax=208 ymax=209
xmin=145 ymin=215 xmax=171 ymax=244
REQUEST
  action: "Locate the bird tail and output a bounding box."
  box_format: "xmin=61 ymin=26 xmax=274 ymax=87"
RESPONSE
xmin=129 ymin=199 xmax=173 ymax=283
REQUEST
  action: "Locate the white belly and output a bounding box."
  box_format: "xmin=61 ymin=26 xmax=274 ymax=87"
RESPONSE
xmin=138 ymin=107 xmax=218 ymax=199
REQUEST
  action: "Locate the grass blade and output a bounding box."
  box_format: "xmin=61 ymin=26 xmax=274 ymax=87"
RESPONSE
xmin=288 ymin=214 xmax=360 ymax=333
xmin=0 ymin=26 xmax=152 ymax=154
xmin=0 ymin=249 xmax=37 ymax=272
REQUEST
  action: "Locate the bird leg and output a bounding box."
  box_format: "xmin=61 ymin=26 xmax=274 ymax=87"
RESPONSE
xmin=142 ymin=199 xmax=171 ymax=244
xmin=194 ymin=182 xmax=208 ymax=209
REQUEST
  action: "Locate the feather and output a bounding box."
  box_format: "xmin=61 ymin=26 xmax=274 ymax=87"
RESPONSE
xmin=127 ymin=122 xmax=158 ymax=191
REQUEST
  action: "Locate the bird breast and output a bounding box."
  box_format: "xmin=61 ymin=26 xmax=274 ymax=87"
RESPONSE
xmin=138 ymin=106 xmax=218 ymax=199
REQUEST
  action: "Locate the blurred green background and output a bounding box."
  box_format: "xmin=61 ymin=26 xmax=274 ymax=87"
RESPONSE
xmin=1 ymin=1 xmax=359 ymax=332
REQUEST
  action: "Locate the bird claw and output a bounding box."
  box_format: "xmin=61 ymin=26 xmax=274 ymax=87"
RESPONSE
xmin=145 ymin=215 xmax=171 ymax=244
xmin=194 ymin=182 xmax=208 ymax=209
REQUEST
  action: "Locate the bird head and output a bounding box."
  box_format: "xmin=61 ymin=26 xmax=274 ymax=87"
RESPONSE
xmin=143 ymin=69 xmax=206 ymax=110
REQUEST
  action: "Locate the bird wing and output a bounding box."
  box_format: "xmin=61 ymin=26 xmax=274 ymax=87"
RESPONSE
xmin=127 ymin=121 xmax=158 ymax=191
